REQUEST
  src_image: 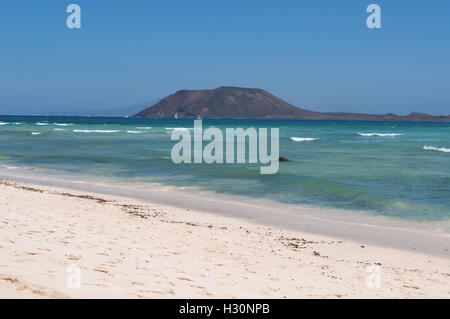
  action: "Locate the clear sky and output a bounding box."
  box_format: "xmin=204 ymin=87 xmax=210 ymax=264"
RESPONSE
xmin=0 ymin=0 xmax=449 ymax=115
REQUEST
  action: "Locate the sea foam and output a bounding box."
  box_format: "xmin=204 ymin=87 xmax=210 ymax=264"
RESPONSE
xmin=31 ymin=132 xmax=41 ymax=135
xmin=0 ymin=122 xmax=9 ymax=125
xmin=290 ymin=137 xmax=319 ymax=142
xmin=423 ymin=146 xmax=450 ymax=153
xmin=165 ymin=127 xmax=192 ymax=131
xmin=73 ymin=129 xmax=120 ymax=133
xmin=36 ymin=122 xmax=49 ymax=126
xmin=127 ymin=130 xmax=144 ymax=134
xmin=358 ymin=133 xmax=403 ymax=137
xmin=165 ymin=127 xmax=193 ymax=134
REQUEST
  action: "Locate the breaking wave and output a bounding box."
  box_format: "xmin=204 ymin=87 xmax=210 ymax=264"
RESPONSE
xmin=73 ymin=129 xmax=120 ymax=133
xmin=165 ymin=127 xmax=192 ymax=131
xmin=290 ymin=137 xmax=319 ymax=142
xmin=358 ymin=133 xmax=403 ymax=137
xmin=423 ymin=146 xmax=450 ymax=153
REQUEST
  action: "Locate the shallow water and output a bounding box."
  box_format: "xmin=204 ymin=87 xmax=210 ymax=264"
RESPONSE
xmin=0 ymin=116 xmax=449 ymax=223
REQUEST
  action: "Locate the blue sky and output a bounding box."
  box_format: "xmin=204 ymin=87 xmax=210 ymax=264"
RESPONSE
xmin=0 ymin=0 xmax=449 ymax=115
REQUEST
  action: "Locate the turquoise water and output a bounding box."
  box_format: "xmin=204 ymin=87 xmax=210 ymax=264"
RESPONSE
xmin=0 ymin=116 xmax=449 ymax=222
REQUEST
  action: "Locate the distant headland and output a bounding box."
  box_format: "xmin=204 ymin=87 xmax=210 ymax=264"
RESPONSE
xmin=133 ymin=87 xmax=450 ymax=122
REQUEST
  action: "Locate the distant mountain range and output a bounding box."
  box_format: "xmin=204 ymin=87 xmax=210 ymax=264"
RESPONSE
xmin=134 ymin=87 xmax=450 ymax=122
xmin=69 ymin=99 xmax=162 ymax=117
xmin=0 ymin=99 xmax=162 ymax=117
xmin=83 ymin=99 xmax=162 ymax=117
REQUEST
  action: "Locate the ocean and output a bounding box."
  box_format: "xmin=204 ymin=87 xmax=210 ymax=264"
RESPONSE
xmin=0 ymin=116 xmax=449 ymax=225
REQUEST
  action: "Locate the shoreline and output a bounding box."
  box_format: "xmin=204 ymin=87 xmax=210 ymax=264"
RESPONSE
xmin=2 ymin=114 xmax=450 ymax=123
xmin=1 ymin=169 xmax=450 ymax=259
xmin=0 ymin=178 xmax=449 ymax=298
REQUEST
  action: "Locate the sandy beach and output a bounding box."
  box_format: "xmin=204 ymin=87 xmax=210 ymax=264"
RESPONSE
xmin=0 ymin=179 xmax=449 ymax=299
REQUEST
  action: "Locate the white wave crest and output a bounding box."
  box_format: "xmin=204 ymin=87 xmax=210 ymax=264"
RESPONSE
xmin=165 ymin=127 xmax=192 ymax=131
xmin=54 ymin=123 xmax=73 ymax=126
xmin=290 ymin=137 xmax=319 ymax=142
xmin=73 ymin=129 xmax=120 ymax=133
xmin=423 ymin=146 xmax=450 ymax=153
xmin=136 ymin=127 xmax=152 ymax=129
xmin=0 ymin=122 xmax=9 ymax=125
xmin=358 ymin=133 xmax=403 ymax=137
xmin=54 ymin=128 xmax=67 ymax=131
xmin=36 ymin=122 xmax=49 ymax=126
xmin=31 ymin=132 xmax=41 ymax=135
xmin=127 ymin=130 xmax=144 ymax=134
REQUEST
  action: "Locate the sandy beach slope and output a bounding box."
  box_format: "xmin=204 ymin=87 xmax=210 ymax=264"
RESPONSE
xmin=0 ymin=179 xmax=449 ymax=298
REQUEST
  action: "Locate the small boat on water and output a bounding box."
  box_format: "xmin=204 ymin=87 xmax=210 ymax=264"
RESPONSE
xmin=174 ymin=112 xmax=179 ymax=119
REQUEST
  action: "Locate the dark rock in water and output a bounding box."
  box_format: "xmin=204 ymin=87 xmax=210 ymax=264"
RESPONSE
xmin=279 ymin=157 xmax=289 ymax=162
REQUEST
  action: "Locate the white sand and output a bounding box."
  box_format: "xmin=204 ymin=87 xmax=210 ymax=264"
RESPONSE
xmin=0 ymin=180 xmax=449 ymax=298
